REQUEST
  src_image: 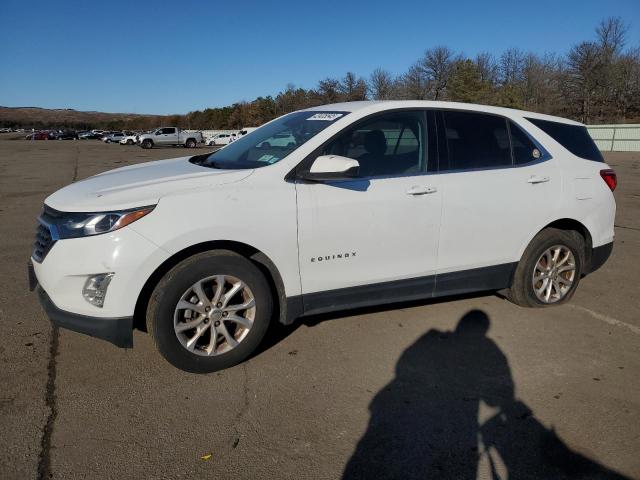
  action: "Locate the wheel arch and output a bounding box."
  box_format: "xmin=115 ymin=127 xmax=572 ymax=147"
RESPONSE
xmin=521 ymin=217 xmax=593 ymax=271
xmin=133 ymin=240 xmax=294 ymax=332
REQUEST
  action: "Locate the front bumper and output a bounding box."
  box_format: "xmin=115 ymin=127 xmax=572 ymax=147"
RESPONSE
xmin=37 ymin=286 xmax=133 ymax=348
xmin=31 ymin=225 xmax=169 ymax=318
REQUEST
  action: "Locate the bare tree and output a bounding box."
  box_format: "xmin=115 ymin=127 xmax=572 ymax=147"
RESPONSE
xmin=610 ymin=48 xmax=640 ymax=121
xmin=339 ymin=72 xmax=368 ymax=101
xmin=368 ymin=68 xmax=395 ymax=100
xmin=499 ymin=48 xmax=525 ymax=85
xmin=566 ymin=41 xmax=602 ymax=122
xmin=399 ymin=63 xmax=429 ymax=100
xmin=596 ymin=17 xmax=628 ymax=57
xmin=475 ymin=52 xmax=499 ymax=84
xmin=419 ymin=46 xmax=456 ymax=99
xmin=593 ymin=17 xmax=630 ymax=120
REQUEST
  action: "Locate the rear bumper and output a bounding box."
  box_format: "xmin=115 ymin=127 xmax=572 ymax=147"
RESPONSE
xmin=37 ymin=287 xmax=133 ymax=348
xmin=588 ymin=242 xmax=613 ymax=274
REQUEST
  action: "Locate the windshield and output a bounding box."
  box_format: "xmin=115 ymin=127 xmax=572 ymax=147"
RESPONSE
xmin=198 ymin=111 xmax=348 ymax=169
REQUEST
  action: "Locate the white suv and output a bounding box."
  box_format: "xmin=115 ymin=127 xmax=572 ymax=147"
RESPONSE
xmin=29 ymin=101 xmax=616 ymax=372
xmin=206 ymin=132 xmax=236 ymax=146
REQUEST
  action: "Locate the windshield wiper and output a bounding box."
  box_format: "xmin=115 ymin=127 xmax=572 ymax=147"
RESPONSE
xmin=189 ymin=154 xmax=222 ymax=169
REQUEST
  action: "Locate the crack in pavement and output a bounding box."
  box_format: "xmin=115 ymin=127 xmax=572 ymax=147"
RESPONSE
xmin=36 ymin=147 xmax=79 ymax=480
xmin=615 ymin=224 xmax=640 ymax=232
xmin=36 ymin=326 xmax=58 ymax=480
xmin=229 ymin=363 xmax=251 ymax=447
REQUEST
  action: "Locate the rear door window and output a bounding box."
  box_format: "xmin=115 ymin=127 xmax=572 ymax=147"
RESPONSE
xmin=525 ymin=118 xmax=603 ymax=162
xmin=439 ymin=111 xmax=512 ymax=170
xmin=509 ymin=121 xmax=540 ymax=165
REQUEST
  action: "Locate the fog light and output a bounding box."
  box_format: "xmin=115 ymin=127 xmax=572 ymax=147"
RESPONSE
xmin=82 ymin=273 xmax=114 ymax=308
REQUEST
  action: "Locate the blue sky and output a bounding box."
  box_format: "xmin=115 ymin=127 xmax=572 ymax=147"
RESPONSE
xmin=1 ymin=0 xmax=638 ymax=114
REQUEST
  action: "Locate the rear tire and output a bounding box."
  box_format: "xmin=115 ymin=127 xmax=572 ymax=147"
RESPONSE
xmin=507 ymin=228 xmax=583 ymax=308
xmin=147 ymin=250 xmax=273 ymax=373
xmin=185 ymin=138 xmax=196 ymax=148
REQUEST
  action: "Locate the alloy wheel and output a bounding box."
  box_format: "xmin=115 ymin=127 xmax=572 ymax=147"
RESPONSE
xmin=532 ymin=245 xmax=576 ymax=303
xmin=173 ymin=275 xmax=256 ymax=356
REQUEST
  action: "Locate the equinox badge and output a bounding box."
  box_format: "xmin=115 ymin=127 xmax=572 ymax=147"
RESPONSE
xmin=311 ymin=252 xmax=357 ymax=263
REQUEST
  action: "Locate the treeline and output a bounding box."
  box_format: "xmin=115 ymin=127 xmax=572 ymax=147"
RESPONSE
xmin=183 ymin=17 xmax=639 ymax=129
xmin=3 ymin=17 xmax=638 ymax=131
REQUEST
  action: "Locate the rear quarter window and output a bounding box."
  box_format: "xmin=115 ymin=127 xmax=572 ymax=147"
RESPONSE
xmin=525 ymin=118 xmax=603 ymax=162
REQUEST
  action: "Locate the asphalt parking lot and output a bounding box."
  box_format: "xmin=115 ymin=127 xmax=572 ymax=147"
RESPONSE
xmin=0 ymin=136 xmax=638 ymax=479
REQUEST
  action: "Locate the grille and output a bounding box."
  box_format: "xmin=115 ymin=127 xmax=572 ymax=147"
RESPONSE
xmin=33 ymin=223 xmax=55 ymax=262
xmin=32 ymin=205 xmax=61 ymax=262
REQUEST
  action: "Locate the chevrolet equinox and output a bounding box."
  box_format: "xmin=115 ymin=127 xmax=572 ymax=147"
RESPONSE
xmin=29 ymin=101 xmax=616 ymax=372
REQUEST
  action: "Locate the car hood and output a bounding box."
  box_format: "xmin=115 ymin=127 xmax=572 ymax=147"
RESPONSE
xmin=45 ymin=156 xmax=253 ymax=212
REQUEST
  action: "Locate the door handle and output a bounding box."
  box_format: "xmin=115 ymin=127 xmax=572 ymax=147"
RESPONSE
xmin=527 ymin=175 xmax=550 ymax=184
xmin=406 ymin=185 xmax=437 ymax=195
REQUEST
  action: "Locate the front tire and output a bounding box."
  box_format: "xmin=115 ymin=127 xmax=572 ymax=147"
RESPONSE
xmin=147 ymin=250 xmax=273 ymax=373
xmin=141 ymin=139 xmax=153 ymax=149
xmin=507 ymin=228 xmax=583 ymax=307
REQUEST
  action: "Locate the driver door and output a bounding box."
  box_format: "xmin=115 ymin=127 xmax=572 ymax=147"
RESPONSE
xmin=156 ymin=127 xmax=175 ymax=145
xmin=295 ymin=110 xmax=442 ymax=314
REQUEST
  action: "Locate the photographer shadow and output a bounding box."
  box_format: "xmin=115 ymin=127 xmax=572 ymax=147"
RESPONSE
xmin=343 ymin=309 xmax=629 ymax=480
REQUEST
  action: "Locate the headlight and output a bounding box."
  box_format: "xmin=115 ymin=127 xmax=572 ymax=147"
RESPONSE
xmin=54 ymin=206 xmax=155 ymax=239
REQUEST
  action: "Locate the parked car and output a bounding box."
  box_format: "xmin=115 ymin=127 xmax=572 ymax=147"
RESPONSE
xmin=25 ymin=130 xmax=50 ymax=140
xmin=206 ymin=132 xmax=236 ymax=146
xmin=102 ymin=132 xmax=126 ymax=143
xmin=259 ymin=132 xmax=296 ymax=148
xmin=29 ymin=101 xmax=616 ymax=373
xmin=51 ymin=130 xmax=78 ymax=140
xmin=137 ymin=127 xmax=202 ymax=149
xmin=119 ymin=134 xmax=138 ymax=145
xmin=79 ymin=131 xmax=103 ymax=140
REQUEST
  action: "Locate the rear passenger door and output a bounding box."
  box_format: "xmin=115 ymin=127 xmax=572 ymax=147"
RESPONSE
xmin=163 ymin=127 xmax=179 ymax=144
xmin=432 ymin=109 xmax=561 ymax=292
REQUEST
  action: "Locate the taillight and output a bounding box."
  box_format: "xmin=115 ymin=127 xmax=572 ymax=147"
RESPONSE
xmin=600 ymin=169 xmax=617 ymax=192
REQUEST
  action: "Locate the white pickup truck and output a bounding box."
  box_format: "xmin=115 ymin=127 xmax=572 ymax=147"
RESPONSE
xmin=137 ymin=127 xmax=203 ymax=149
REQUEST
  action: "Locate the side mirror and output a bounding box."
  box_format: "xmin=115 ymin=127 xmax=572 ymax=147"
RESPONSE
xmin=298 ymin=155 xmax=360 ymax=182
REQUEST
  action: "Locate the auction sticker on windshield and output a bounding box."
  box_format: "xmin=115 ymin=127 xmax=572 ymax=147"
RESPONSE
xmin=307 ymin=113 xmax=344 ymax=121
xmin=257 ymin=154 xmax=280 ymax=164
